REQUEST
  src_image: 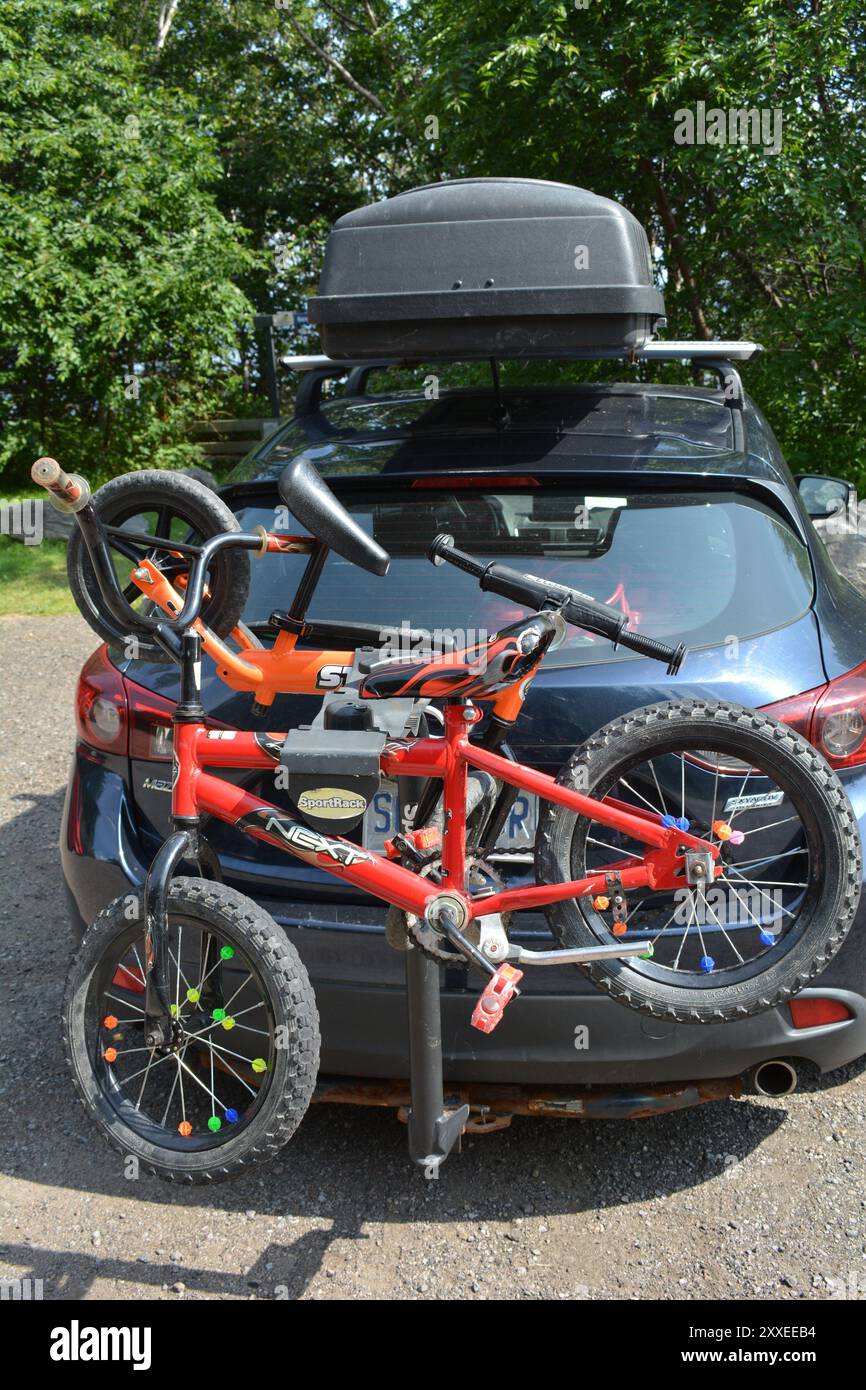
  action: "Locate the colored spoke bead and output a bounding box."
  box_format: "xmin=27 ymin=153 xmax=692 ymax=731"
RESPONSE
xmin=178 ymin=1121 xmax=193 ymax=1137
xmin=728 ymin=830 xmax=745 ymax=846
xmin=700 ymin=955 xmax=715 ymax=973
xmin=640 ymin=943 xmax=655 ymax=959
xmin=759 ymin=930 xmax=776 ymax=946
xmin=251 ymin=1058 xmax=268 ymax=1074
xmin=675 ymin=816 xmax=690 ymax=832
xmin=225 ymin=1108 xmax=239 ymax=1124
xmin=170 ymin=1003 xmax=179 ymax=1018
xmin=219 ymin=944 xmax=235 ymax=960
xmin=103 ymin=1015 xmax=118 ymax=1030
xmin=661 ymin=814 xmax=676 ymax=829
xmin=103 ymin=1047 xmax=118 ymax=1063
xmin=713 ymin=821 xmax=733 ymax=841
xmin=186 ymin=988 xmax=200 ymax=1004
xmin=221 ymin=1016 xmax=235 ymax=1030
xmin=211 ymin=1007 xmax=226 ymax=1022
xmin=592 ymin=895 xmax=610 ymax=911
xmin=611 ymin=921 xmax=627 ymax=937
xmin=207 ymin=1116 xmax=222 ymax=1133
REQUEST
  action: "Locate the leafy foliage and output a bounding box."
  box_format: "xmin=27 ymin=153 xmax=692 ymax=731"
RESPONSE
xmin=0 ymin=0 xmax=256 ymax=484
xmin=1 ymin=0 xmax=864 ymax=485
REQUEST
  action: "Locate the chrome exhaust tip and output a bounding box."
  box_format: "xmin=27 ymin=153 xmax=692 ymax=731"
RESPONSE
xmin=752 ymin=1058 xmax=798 ymax=1098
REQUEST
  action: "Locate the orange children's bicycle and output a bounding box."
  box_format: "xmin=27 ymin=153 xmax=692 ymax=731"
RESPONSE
xmin=34 ymin=455 xmax=861 ymax=1183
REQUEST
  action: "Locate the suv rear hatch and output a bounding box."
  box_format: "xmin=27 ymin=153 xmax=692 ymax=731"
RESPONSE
xmin=118 ymin=471 xmax=822 ymax=901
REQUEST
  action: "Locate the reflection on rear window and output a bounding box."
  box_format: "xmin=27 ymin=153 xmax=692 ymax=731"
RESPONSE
xmin=237 ymin=487 xmax=812 ymax=667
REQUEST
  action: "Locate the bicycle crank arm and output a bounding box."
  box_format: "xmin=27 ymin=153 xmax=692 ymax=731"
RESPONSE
xmin=508 ymin=940 xmax=648 ymax=966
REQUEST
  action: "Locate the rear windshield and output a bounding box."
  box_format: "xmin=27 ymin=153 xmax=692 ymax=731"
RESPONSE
xmin=228 ymin=386 xmax=755 ymax=480
xmin=235 ymin=486 xmax=813 ymax=668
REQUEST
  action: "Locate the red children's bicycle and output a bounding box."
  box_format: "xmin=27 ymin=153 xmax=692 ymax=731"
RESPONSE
xmin=34 ymin=455 xmax=861 ymax=1182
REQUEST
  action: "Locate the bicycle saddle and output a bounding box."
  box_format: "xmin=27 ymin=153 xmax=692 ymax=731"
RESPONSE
xmin=278 ymin=457 xmax=390 ymax=576
xmin=359 ymin=613 xmax=558 ymax=700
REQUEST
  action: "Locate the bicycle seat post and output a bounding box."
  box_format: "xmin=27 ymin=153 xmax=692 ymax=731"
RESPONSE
xmin=404 ymin=944 xmax=470 ymax=1176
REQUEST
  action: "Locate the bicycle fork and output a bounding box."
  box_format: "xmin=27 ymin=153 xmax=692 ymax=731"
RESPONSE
xmin=143 ymin=631 xmax=222 ymax=1048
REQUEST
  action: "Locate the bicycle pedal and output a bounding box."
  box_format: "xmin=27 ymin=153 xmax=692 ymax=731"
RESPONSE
xmin=471 ymin=963 xmax=523 ymax=1034
xmin=385 ymin=827 xmax=442 ymax=866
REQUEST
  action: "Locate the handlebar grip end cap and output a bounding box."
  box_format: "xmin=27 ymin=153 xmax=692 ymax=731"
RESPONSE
xmin=429 ymin=533 xmax=455 ymax=566
xmin=668 ymin=644 xmax=687 ymax=676
xmin=31 ymin=456 xmax=62 ymax=486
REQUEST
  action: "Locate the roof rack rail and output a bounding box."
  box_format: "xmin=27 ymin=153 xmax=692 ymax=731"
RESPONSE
xmin=282 ymin=342 xmax=762 ymax=373
xmin=636 ymin=341 xmax=762 ymax=363
xmin=280 ymin=343 xmax=763 ymax=445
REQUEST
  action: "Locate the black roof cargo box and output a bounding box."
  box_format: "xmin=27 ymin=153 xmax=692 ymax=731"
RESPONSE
xmin=308 ymin=177 xmax=665 ymax=360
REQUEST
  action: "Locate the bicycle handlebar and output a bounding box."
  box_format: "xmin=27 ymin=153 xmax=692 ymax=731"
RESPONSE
xmin=429 ymin=533 xmax=686 ymax=675
xmin=31 ymin=460 xmax=261 ymax=642
xmin=32 ymin=456 xmax=91 ymax=510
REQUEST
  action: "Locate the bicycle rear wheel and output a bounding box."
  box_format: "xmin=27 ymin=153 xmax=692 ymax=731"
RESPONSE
xmin=536 ymin=700 xmax=861 ymax=1023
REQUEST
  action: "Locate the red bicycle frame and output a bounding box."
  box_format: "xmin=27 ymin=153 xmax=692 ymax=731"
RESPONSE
xmin=173 ymin=702 xmax=722 ymax=924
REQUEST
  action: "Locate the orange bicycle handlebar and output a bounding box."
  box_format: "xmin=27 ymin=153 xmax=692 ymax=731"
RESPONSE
xmin=31 ymin=456 xmax=91 ymax=510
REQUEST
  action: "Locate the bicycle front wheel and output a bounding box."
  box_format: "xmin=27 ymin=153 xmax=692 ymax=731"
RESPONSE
xmin=536 ymin=700 xmax=861 ymax=1023
xmin=63 ymin=879 xmax=319 ymax=1182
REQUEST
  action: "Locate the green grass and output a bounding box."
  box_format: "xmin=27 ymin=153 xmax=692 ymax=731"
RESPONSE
xmin=0 ymin=536 xmax=76 ymax=616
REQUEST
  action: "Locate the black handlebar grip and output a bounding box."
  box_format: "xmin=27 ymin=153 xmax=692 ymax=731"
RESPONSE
xmin=616 ymin=629 xmax=687 ymax=675
xmin=429 ymin=532 xmax=686 ymax=674
xmin=429 ymin=533 xmax=485 ymax=578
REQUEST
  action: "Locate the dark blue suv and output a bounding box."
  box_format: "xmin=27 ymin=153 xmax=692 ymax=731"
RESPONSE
xmin=61 ymin=368 xmax=866 ymax=1110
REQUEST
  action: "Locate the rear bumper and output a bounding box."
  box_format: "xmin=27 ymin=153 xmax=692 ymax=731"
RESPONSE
xmin=62 ymin=754 xmax=866 ymax=1086
xmin=276 ymin=910 xmax=866 ymax=1083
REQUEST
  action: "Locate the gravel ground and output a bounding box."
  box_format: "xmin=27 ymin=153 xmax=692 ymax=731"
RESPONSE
xmin=0 ymin=613 xmax=864 ymax=1302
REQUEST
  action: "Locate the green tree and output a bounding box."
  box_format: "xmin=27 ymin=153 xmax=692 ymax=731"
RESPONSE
xmin=405 ymin=0 xmax=866 ymax=479
xmin=0 ymin=0 xmax=257 ymax=485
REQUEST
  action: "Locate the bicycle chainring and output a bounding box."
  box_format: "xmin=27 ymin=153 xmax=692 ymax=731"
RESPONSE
xmin=388 ymin=856 xmax=511 ymax=966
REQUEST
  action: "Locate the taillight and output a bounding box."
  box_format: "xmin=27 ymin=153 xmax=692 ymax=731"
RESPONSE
xmin=789 ymin=998 xmax=852 ymax=1028
xmin=761 ymin=660 xmax=866 ymax=769
xmin=127 ymin=679 xmax=175 ymax=761
xmin=75 ymin=647 xmax=128 ymax=754
xmin=812 ymin=663 xmax=866 ymax=768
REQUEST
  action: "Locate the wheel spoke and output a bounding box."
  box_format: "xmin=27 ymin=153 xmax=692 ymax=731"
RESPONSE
xmin=105 ymin=992 xmax=144 ymax=1014
xmin=709 ymin=759 xmax=720 ymax=837
xmin=733 ymin=847 xmax=807 ymax=871
xmin=183 ymin=1001 xmax=268 ymax=1042
xmin=740 ymin=815 xmax=799 ymax=837
xmin=699 ymin=886 xmax=745 ymax=964
xmin=617 ymin=776 xmax=664 ymax=817
xmin=160 ymin=1055 xmax=183 ymax=1128
xmin=673 ymin=891 xmax=697 ymax=970
xmin=726 ymin=768 xmax=754 ymax=824
xmin=135 ymin=1048 xmax=157 ymax=1113
xmin=587 ymin=836 xmax=643 ymax=861
xmin=649 ymin=760 xmax=669 ymax=819
xmin=725 ymin=869 xmax=799 ymax=922
xmin=174 ymin=1049 xmax=233 ymax=1113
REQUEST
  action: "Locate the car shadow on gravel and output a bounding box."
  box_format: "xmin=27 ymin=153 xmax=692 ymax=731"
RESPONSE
xmin=2 ymin=1092 xmax=795 ymax=1298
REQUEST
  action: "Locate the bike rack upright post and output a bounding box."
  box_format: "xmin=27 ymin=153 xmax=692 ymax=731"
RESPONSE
xmin=404 ymin=943 xmax=469 ymax=1175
